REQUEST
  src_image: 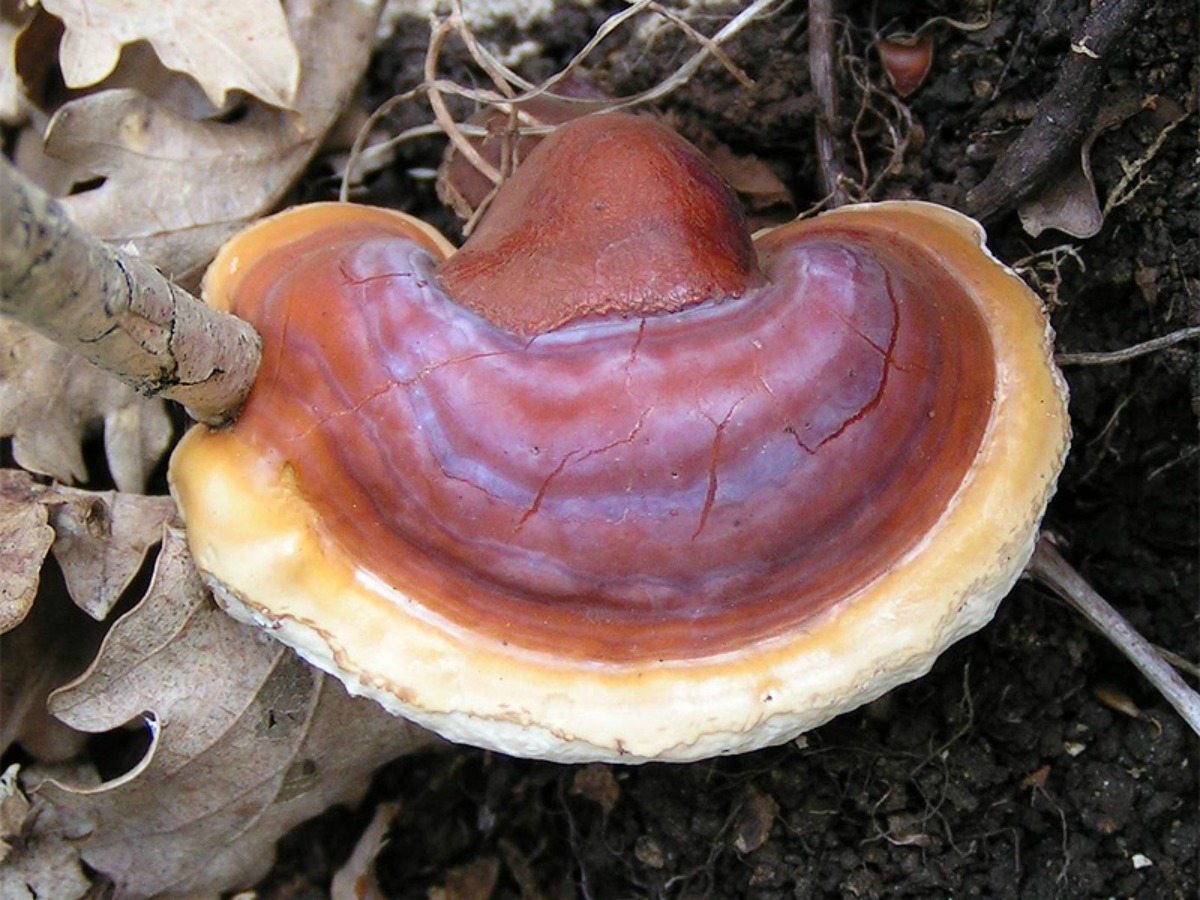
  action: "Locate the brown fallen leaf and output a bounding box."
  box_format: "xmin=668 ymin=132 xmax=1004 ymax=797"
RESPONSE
xmin=0 ymin=760 xmax=98 ymax=899
xmin=31 ymin=526 xmax=436 ymax=898
xmin=40 ymin=0 xmax=300 ymax=110
xmin=0 ymin=320 xmax=174 ymax=492
xmin=1017 ymin=86 xmax=1146 ymax=238
xmin=731 ymin=785 xmax=779 ymax=855
xmin=570 ymin=763 xmax=620 ymax=815
xmin=47 ymin=488 xmax=177 ymax=621
xmin=0 ymin=469 xmax=177 ymax=624
xmin=0 ymin=3 xmax=34 ymax=125
xmin=0 ymin=764 xmax=31 ymax=863
xmin=0 ymin=469 xmax=54 ymax=633
xmin=11 ymin=125 xmax=93 ymax=198
xmin=1 ymin=474 xmax=176 ymax=762
xmin=38 ymin=0 xmax=382 ymax=286
xmin=1016 ymin=152 xmax=1105 ymax=239
xmin=707 ymin=143 xmax=794 ymax=212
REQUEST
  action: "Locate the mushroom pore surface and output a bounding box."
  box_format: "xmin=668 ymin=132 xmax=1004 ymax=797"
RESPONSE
xmin=184 ymin=118 xmax=996 ymax=663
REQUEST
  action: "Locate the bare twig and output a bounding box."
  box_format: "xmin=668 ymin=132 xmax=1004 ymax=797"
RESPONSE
xmin=0 ymin=159 xmax=260 ymax=426
xmin=966 ymin=0 xmax=1151 ymax=221
xmin=1056 ymin=326 xmax=1200 ymax=366
xmin=1027 ymin=537 xmax=1200 ymax=736
xmin=809 ymin=0 xmax=851 ymax=207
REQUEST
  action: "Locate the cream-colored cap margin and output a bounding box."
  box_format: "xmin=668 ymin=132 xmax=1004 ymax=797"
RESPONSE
xmin=170 ymin=201 xmax=1070 ymax=763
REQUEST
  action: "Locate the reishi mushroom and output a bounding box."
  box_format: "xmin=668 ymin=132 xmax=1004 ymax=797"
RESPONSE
xmin=169 ymin=113 xmax=1069 ymax=763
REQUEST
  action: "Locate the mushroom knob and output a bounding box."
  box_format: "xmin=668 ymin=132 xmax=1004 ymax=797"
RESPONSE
xmin=171 ymin=113 xmax=1069 ymax=763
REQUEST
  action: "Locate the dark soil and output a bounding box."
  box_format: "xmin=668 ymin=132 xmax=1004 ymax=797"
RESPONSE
xmin=258 ymin=1 xmax=1198 ymax=897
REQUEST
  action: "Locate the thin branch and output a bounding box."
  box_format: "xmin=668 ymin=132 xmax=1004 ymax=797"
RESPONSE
xmin=0 ymin=158 xmax=260 ymax=426
xmin=1027 ymin=536 xmax=1200 ymax=737
xmin=966 ymin=0 xmax=1151 ymax=221
xmin=1056 ymin=325 xmax=1200 ymax=366
xmin=808 ymin=0 xmax=851 ymax=206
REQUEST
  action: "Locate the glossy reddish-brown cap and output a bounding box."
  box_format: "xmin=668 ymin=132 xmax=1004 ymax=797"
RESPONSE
xmin=170 ymin=114 xmax=1069 ymax=763
xmin=439 ymin=113 xmax=761 ymax=334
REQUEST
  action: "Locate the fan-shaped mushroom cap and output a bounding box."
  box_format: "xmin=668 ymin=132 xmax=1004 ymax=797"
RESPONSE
xmin=170 ymin=115 xmax=1069 ymax=763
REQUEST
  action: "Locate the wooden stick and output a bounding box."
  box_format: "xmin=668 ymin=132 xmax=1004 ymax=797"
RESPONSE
xmin=0 ymin=158 xmax=260 ymax=426
xmin=966 ymin=0 xmax=1151 ymax=221
xmin=808 ymin=0 xmax=851 ymax=207
xmin=1028 ymin=536 xmax=1200 ymax=736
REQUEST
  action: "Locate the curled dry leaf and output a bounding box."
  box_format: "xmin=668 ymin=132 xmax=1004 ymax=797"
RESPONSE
xmin=0 ymin=832 xmax=93 ymax=900
xmin=0 ymin=320 xmax=173 ymax=493
xmin=40 ymin=0 xmax=300 ymax=110
xmin=0 ymin=765 xmax=32 ymax=860
xmin=40 ymin=0 xmax=382 ymax=286
xmin=0 ymin=471 xmax=172 ymax=762
xmin=570 ymin=764 xmax=621 ymax=815
xmin=707 ymin=143 xmax=793 ymax=212
xmin=47 ymin=488 xmax=177 ymax=621
xmin=32 ymin=527 xmax=436 ymax=898
xmin=1016 ymin=149 xmax=1105 ymax=239
xmin=875 ymin=34 xmax=935 ymax=98
xmin=0 ymin=469 xmax=175 ymax=625
xmin=1017 ymin=86 xmax=1146 ymax=238
xmin=732 ymin=785 xmax=779 ymax=855
xmin=0 ymin=470 xmax=54 ymax=633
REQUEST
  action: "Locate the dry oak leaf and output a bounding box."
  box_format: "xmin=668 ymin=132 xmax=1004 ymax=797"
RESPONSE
xmin=1 ymin=471 xmax=169 ymax=762
xmin=0 ymin=468 xmax=174 ymax=625
xmin=40 ymin=0 xmax=300 ymax=110
xmin=0 ymin=763 xmax=31 ymax=863
xmin=33 ymin=526 xmax=436 ymax=898
xmin=428 ymin=856 xmax=503 ymax=900
xmin=0 ymin=762 xmax=95 ymax=900
xmin=0 ymin=469 xmax=54 ymax=633
xmin=47 ymin=487 xmax=177 ymax=621
xmin=0 ymin=3 xmax=35 ymax=125
xmin=0 ymin=320 xmax=173 ymax=493
xmin=0 ymin=827 xmax=93 ymax=900
xmin=39 ymin=0 xmax=382 ymax=286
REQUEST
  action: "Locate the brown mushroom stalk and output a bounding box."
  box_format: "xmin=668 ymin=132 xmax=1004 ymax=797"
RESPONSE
xmin=170 ymin=114 xmax=1070 ymax=763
